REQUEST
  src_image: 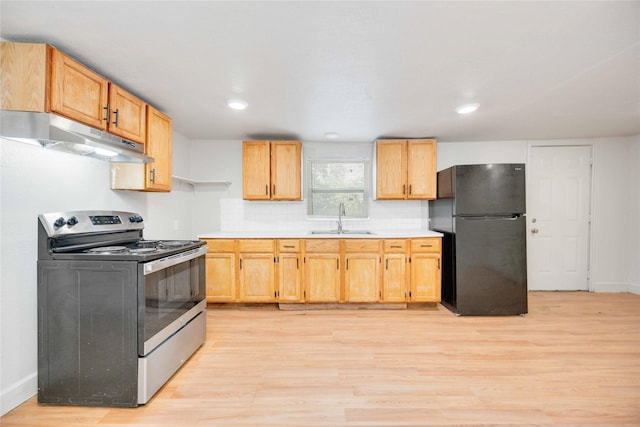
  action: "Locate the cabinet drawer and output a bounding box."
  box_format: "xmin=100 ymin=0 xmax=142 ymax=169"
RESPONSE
xmin=411 ymin=238 xmax=441 ymax=253
xmin=384 ymin=239 xmax=407 ymax=253
xmin=344 ymin=239 xmax=380 ymax=253
xmin=202 ymin=239 xmax=235 ymax=252
xmin=305 ymin=239 xmax=340 ymax=253
xmin=278 ymin=239 xmax=301 ymax=252
xmin=238 ymin=239 xmax=275 ymax=253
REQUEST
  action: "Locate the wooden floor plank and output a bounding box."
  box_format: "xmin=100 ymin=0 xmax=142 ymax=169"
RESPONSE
xmin=2 ymin=292 xmax=639 ymax=426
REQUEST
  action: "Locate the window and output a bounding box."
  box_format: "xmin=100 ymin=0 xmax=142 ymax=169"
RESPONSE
xmin=306 ymin=158 xmax=369 ymax=218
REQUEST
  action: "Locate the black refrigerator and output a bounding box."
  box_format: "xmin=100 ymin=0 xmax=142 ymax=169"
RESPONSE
xmin=429 ymin=164 xmax=527 ymax=315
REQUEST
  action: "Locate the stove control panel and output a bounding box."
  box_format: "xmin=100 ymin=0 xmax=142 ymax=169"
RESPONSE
xmin=39 ymin=210 xmax=145 ymax=237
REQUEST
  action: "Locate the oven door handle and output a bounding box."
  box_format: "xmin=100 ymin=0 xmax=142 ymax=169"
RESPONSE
xmin=143 ymin=246 xmax=209 ymax=275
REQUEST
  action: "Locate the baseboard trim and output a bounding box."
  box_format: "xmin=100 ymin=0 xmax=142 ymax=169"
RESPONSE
xmin=1 ymin=371 xmax=37 ymax=417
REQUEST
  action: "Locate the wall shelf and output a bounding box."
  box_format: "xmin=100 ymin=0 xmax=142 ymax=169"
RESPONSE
xmin=172 ymin=175 xmax=232 ymax=190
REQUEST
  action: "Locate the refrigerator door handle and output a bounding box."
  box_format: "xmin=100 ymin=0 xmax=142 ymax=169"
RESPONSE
xmin=460 ymin=214 xmax=522 ymax=220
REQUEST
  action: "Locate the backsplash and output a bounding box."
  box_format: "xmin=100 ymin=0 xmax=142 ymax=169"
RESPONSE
xmin=220 ymin=198 xmax=428 ymax=231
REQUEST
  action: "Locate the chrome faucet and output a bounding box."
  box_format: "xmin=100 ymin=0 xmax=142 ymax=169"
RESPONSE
xmin=337 ymin=202 xmax=346 ymax=233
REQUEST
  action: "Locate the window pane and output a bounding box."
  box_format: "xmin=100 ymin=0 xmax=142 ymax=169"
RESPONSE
xmin=310 ymin=192 xmax=365 ymax=217
xmin=307 ymin=158 xmax=369 ymax=218
xmin=311 ymin=162 xmax=364 ymax=189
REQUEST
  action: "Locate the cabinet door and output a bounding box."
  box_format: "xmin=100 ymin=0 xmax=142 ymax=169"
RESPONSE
xmin=410 ymin=254 xmax=441 ymax=302
xmin=407 ymin=139 xmax=437 ymax=199
xmin=205 ymin=253 xmax=236 ymax=302
xmin=243 ymin=141 xmax=271 ymax=200
xmin=145 ymin=106 xmax=172 ymax=192
xmin=305 ymin=254 xmax=341 ymax=302
xmin=271 ymin=141 xmax=301 ymax=200
xmin=345 ymin=254 xmax=380 ymax=302
xmin=108 ymin=84 xmax=147 ymax=144
xmin=383 ymin=254 xmax=407 ymax=302
xmin=51 ymin=49 xmax=108 ymax=130
xmin=278 ymin=253 xmax=303 ymax=302
xmin=376 ymin=140 xmax=407 ymax=199
xmin=239 ymin=254 xmax=276 ymax=302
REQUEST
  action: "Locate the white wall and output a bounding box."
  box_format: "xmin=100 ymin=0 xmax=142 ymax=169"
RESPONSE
xmin=0 ymin=133 xmax=193 ymax=416
xmin=189 ymin=140 xmax=425 ymax=235
xmin=188 ymin=136 xmax=639 ymax=295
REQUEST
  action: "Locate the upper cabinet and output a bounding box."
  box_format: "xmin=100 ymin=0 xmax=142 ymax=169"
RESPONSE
xmin=144 ymin=106 xmax=173 ymax=191
xmin=375 ymin=139 xmax=437 ymax=200
xmin=1 ymin=41 xmax=149 ymax=145
xmin=243 ymin=140 xmax=302 ymax=200
xmin=109 ymin=107 xmax=173 ymax=192
xmin=50 ymin=48 xmax=110 ymax=131
xmin=107 ymin=83 xmax=147 ymax=144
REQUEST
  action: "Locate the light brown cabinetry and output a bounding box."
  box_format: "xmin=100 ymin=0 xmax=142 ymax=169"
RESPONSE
xmin=238 ymin=240 xmax=276 ymax=302
xmin=144 ymin=106 xmax=172 ymax=191
xmin=202 ymin=236 xmax=441 ymax=305
xmin=203 ymin=239 xmax=237 ymax=303
xmin=344 ymin=240 xmax=381 ymax=302
xmin=242 ymin=141 xmax=301 ymax=200
xmin=375 ymin=139 xmax=437 ymax=200
xmin=10 ymin=44 xmax=147 ymax=144
xmin=304 ymin=239 xmax=341 ymax=302
xmin=50 ymin=48 xmax=109 ymax=130
xmin=277 ymin=240 xmax=303 ymax=302
xmin=107 ymin=83 xmax=146 ymax=143
xmin=382 ymin=239 xmax=409 ymax=302
xmin=409 ymin=238 xmax=442 ymax=302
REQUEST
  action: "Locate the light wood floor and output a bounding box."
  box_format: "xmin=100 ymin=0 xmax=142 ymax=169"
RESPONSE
xmin=3 ymin=292 xmax=639 ymax=426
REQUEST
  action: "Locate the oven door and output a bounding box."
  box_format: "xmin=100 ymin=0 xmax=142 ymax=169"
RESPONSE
xmin=138 ymin=246 xmax=208 ymax=356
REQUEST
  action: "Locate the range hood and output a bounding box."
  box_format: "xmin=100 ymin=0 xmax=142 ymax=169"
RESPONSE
xmin=0 ymin=110 xmax=154 ymax=163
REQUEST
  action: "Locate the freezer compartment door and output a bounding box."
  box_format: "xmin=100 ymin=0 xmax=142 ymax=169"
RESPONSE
xmin=451 ymin=164 xmax=526 ymax=215
xmin=454 ymin=215 xmax=527 ymax=315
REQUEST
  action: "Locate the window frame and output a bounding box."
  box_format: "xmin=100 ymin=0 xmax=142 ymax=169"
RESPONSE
xmin=305 ymin=157 xmax=370 ymax=219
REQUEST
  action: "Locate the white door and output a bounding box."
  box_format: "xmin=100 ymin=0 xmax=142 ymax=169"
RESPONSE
xmin=527 ymin=145 xmax=592 ymax=290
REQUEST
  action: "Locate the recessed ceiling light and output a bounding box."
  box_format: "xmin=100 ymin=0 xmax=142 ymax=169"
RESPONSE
xmin=227 ymin=99 xmax=248 ymax=110
xmin=324 ymin=132 xmax=340 ymax=139
xmin=455 ymin=103 xmax=480 ymax=114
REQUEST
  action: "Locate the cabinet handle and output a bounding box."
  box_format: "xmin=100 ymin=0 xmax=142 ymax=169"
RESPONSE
xmin=240 ymin=258 xmax=243 ymax=269
xmin=284 ymin=245 xmax=295 ymax=248
xmin=273 ymin=185 xmax=276 ymax=195
xmin=421 ymin=244 xmax=433 ymax=248
xmin=103 ymin=104 xmax=110 ymax=122
xmin=337 ymin=259 xmax=339 ymax=270
xmin=409 ymin=184 xmax=412 ymax=195
xmin=112 ymin=108 xmax=119 ymax=127
xmin=438 ymin=258 xmax=441 ymax=269
xmin=265 ymin=185 xmax=268 ymax=196
xmin=385 ymin=259 xmax=388 ymax=270
xmin=402 ymin=184 xmax=406 ymax=195
xmin=346 ymin=259 xmax=349 ymax=270
xmin=296 ymin=258 xmax=299 ymax=269
xmin=150 ymin=168 xmax=156 ymax=183
xmin=390 ymin=245 xmax=402 ymax=248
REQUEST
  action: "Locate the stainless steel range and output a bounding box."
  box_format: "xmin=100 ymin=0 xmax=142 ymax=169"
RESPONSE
xmin=37 ymin=210 xmax=208 ymax=407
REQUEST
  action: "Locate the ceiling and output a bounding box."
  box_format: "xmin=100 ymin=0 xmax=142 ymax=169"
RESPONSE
xmin=1 ymin=1 xmax=639 ymax=143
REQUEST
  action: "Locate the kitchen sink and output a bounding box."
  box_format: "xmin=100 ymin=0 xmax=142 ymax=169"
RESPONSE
xmin=309 ymin=230 xmax=375 ymax=235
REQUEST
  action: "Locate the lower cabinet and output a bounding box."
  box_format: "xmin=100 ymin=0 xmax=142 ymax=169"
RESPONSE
xmin=382 ymin=239 xmax=408 ymax=302
xmin=277 ymin=240 xmax=303 ymax=302
xmin=238 ymin=240 xmax=276 ymax=302
xmin=344 ymin=240 xmax=381 ymax=302
xmin=304 ymin=239 xmax=341 ymax=302
xmin=202 ymin=236 xmax=441 ymax=305
xmin=409 ymin=238 xmax=442 ymax=302
xmin=203 ymin=239 xmax=236 ymax=302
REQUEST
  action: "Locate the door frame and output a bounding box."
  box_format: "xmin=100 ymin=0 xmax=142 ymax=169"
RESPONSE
xmin=526 ymin=142 xmax=595 ymax=291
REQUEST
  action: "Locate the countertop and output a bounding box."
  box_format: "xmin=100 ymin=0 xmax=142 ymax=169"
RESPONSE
xmin=198 ymin=229 xmax=443 ymax=239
